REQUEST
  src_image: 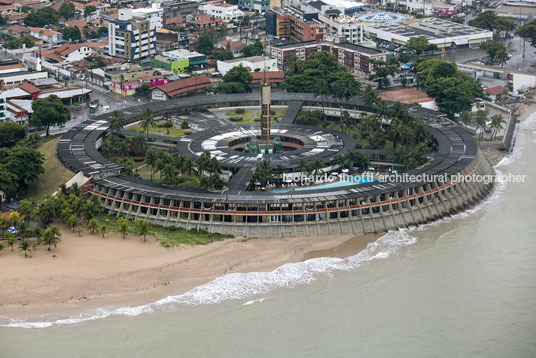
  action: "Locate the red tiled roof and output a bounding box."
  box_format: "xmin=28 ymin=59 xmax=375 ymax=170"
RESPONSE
xmin=7 ymin=25 xmax=28 ymax=32
xmin=218 ymin=40 xmax=245 ymax=52
xmin=485 ymin=86 xmax=505 ymax=96
xmin=0 ymin=0 xmax=16 ymax=5
xmin=0 ymin=5 xmax=15 ymax=10
xmin=0 ymin=63 xmax=25 ymax=71
xmin=154 ymin=76 xmax=212 ymax=97
xmin=250 ymin=71 xmax=285 ymax=83
xmin=18 ymin=82 xmax=41 ymax=94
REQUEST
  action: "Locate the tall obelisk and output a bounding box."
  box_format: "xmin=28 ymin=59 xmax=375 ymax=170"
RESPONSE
xmin=260 ymin=80 xmax=271 ymax=144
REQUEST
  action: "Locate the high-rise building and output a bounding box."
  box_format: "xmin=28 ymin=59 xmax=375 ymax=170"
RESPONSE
xmin=106 ymin=7 xmax=159 ymax=61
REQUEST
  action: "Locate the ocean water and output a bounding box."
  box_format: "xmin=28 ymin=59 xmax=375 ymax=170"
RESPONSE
xmin=1 ymin=117 xmax=536 ymax=357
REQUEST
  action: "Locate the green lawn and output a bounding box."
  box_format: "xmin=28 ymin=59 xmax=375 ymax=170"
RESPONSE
xmin=131 ymin=121 xmax=191 ymax=138
xmin=25 ymin=136 xmax=75 ymax=201
xmin=226 ymin=108 xmax=286 ymax=125
xmin=96 ymin=213 xmax=232 ymax=247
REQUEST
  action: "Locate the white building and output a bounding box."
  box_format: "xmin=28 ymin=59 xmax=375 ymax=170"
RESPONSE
xmin=30 ymin=27 xmax=63 ymax=45
xmin=41 ymin=44 xmax=93 ymax=64
xmin=107 ymin=8 xmax=157 ymax=61
xmin=200 ymin=3 xmax=244 ymax=21
xmin=366 ymin=17 xmax=493 ymax=49
xmin=131 ymin=3 xmax=164 ymax=30
xmin=0 ymin=90 xmax=10 ymax=122
xmin=217 ymin=56 xmax=277 ymax=76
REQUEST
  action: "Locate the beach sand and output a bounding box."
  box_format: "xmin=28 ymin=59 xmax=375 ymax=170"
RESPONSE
xmin=0 ymin=226 xmax=379 ymax=319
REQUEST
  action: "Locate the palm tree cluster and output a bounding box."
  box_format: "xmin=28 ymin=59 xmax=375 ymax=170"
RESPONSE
xmin=101 ymin=134 xmax=147 ymax=160
xmin=251 ymin=153 xmax=370 ymax=188
xmin=145 ymin=148 xmax=224 ymax=191
xmin=0 ymin=206 xmax=61 ymax=258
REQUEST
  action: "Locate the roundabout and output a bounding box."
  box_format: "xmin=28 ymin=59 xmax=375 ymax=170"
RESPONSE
xmin=57 ymin=92 xmax=495 ymax=237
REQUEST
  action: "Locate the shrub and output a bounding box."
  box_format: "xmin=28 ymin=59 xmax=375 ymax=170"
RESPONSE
xmin=254 ymin=117 xmax=261 ymax=122
xmin=235 ymin=108 xmax=245 ymax=114
xmin=160 ymin=121 xmax=173 ymax=128
xmin=181 ymin=120 xmax=189 ymax=129
xmin=229 ymin=116 xmax=242 ymax=121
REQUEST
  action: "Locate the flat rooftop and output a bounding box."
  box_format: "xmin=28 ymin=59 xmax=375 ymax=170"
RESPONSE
xmin=271 ymin=40 xmax=384 ymax=54
xmin=368 ymin=17 xmax=491 ymax=40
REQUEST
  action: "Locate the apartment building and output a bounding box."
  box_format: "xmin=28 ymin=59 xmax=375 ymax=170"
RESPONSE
xmin=107 ymin=9 xmax=157 ymax=61
xmin=270 ymin=40 xmax=386 ymax=76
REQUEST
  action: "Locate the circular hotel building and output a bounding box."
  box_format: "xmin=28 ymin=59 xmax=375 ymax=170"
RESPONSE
xmin=57 ymin=92 xmax=495 ymax=237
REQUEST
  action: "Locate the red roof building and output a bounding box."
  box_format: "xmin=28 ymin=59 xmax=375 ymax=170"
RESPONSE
xmin=152 ymin=76 xmax=213 ymax=100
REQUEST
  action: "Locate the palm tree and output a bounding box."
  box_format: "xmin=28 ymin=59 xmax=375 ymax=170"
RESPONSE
xmin=116 ymin=217 xmax=129 ymax=239
xmin=363 ymin=84 xmax=378 ymax=111
xmin=135 ymin=219 xmax=151 ymax=242
xmin=109 ymin=110 xmax=125 ymax=132
xmin=7 ymin=234 xmax=16 ymax=252
xmin=310 ymin=158 xmax=325 ymax=176
xmin=0 ymin=216 xmax=7 ymax=235
xmin=8 ymin=211 xmax=21 ymax=229
xmin=314 ymin=79 xmax=331 ymax=121
xmin=145 ymin=147 xmax=159 ymax=181
xmin=180 ymin=156 xmax=196 ymax=177
xmin=100 ymin=224 xmax=109 ymax=238
xmin=0 ymin=242 xmax=5 ymax=253
xmin=341 ymin=111 xmax=352 ymax=134
xmin=473 ymin=109 xmax=488 ymax=142
xmin=334 ymin=77 xmax=360 ymax=127
xmin=66 ymin=215 xmax=78 ymax=232
xmin=490 ymin=114 xmax=506 ymax=139
xmin=298 ymin=158 xmax=309 ymax=175
xmin=76 ymin=227 xmax=84 ymax=237
xmin=459 ymin=111 xmax=472 ymax=131
xmin=43 ymin=225 xmax=61 ymax=251
xmin=18 ymin=199 xmax=34 ymax=226
xmin=140 ymin=108 xmax=156 ymax=138
xmin=389 ymin=118 xmax=404 ymax=148
xmin=18 ymin=240 xmax=31 ymax=258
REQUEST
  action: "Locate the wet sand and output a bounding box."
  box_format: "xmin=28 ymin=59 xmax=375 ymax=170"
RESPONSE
xmin=0 ymin=227 xmax=379 ymax=320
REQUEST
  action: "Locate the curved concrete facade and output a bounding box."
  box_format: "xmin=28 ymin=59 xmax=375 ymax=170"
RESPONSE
xmin=58 ymin=93 xmax=495 ymax=237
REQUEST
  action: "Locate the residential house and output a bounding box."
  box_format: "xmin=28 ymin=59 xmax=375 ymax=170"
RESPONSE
xmin=40 ymin=44 xmax=93 ymax=64
xmin=30 ymin=27 xmax=64 ymax=45
xmin=217 ymin=40 xmax=245 ymax=57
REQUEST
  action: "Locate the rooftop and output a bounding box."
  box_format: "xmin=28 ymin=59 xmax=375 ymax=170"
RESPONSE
xmin=367 ymin=17 xmax=492 ymax=40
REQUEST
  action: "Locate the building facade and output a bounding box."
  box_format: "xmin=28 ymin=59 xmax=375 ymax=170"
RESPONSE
xmin=107 ymin=9 xmax=157 ymax=61
xmin=270 ymin=40 xmax=386 ymax=75
xmin=238 ymin=0 xmax=270 ymax=14
xmin=266 ymin=7 xmax=327 ymax=42
xmin=200 ymin=2 xmax=244 ymax=21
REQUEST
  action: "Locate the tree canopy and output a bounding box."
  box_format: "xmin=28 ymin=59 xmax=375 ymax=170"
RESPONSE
xmin=0 ymin=122 xmax=26 ymax=147
xmin=516 ymin=20 xmax=536 ymax=47
xmin=215 ymin=64 xmax=252 ymax=94
xmin=62 ymin=26 xmax=82 ymax=42
xmin=406 ymin=37 xmax=433 ymax=55
xmin=243 ymin=39 xmax=263 ymax=57
xmin=59 ymin=2 xmax=76 ymax=20
xmin=197 ymin=33 xmax=214 ymax=55
xmin=469 ymin=10 xmax=516 ymax=35
xmin=481 ymin=40 xmax=509 ymax=66
xmin=283 ymin=51 xmax=356 ymax=93
xmin=414 ymin=59 xmax=485 ymax=118
xmin=31 ymin=95 xmax=70 ymax=136
xmin=24 ymin=7 xmax=60 ymax=27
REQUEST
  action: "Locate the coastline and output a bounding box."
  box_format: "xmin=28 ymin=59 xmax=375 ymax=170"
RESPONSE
xmin=2 ymin=95 xmax=534 ymax=326
xmin=0 ymin=228 xmax=379 ymax=321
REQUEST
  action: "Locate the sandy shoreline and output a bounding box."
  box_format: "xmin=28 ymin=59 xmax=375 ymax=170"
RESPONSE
xmin=0 ymin=226 xmax=379 ymax=320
